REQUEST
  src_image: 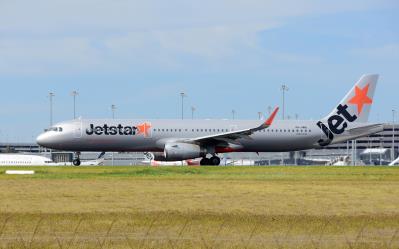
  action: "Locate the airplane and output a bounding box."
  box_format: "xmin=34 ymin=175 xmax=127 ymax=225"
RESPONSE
xmin=0 ymin=153 xmax=104 ymax=166
xmin=36 ymin=74 xmax=383 ymax=166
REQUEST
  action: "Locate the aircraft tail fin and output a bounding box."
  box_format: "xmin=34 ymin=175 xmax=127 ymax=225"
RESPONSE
xmin=323 ymin=74 xmax=379 ymax=123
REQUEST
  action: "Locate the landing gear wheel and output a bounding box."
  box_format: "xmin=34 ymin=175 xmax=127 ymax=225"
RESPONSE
xmin=210 ymin=156 xmax=221 ymax=166
xmin=72 ymin=159 xmax=81 ymax=166
xmin=73 ymin=152 xmax=81 ymax=166
xmin=200 ymin=158 xmax=211 ymax=166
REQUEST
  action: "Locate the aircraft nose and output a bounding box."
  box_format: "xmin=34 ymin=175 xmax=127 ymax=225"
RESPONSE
xmin=36 ymin=133 xmax=50 ymax=147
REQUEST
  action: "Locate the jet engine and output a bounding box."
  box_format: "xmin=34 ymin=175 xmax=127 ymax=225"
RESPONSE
xmin=153 ymin=142 xmax=206 ymax=161
xmin=147 ymin=152 xmax=167 ymax=161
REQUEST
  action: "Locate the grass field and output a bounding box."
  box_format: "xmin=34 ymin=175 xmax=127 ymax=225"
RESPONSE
xmin=0 ymin=166 xmax=398 ymax=248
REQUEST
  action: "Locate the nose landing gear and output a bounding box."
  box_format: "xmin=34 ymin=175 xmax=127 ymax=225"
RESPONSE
xmin=72 ymin=152 xmax=81 ymax=166
xmin=72 ymin=159 xmax=81 ymax=166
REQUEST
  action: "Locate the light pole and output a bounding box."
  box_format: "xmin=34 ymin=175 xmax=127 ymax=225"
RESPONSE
xmin=191 ymin=106 xmax=196 ymax=119
xmin=47 ymin=92 xmax=55 ymax=157
xmin=111 ymin=104 xmax=117 ymax=166
xmin=111 ymin=104 xmax=117 ymax=119
xmin=353 ymin=140 xmax=357 ymax=166
xmin=368 ymin=136 xmax=372 ymax=165
xmin=232 ymin=110 xmax=236 ymax=120
xmin=180 ymin=92 xmax=186 ymax=120
xmin=71 ymin=90 xmax=79 ymax=119
xmin=392 ymin=110 xmax=396 ymax=161
xmin=380 ymin=137 xmax=383 ymax=166
xmin=281 ymin=84 xmax=289 ymax=120
xmin=48 ymin=92 xmax=55 ymax=126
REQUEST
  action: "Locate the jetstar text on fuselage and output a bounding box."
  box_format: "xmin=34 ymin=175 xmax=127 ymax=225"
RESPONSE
xmin=86 ymin=124 xmax=138 ymax=136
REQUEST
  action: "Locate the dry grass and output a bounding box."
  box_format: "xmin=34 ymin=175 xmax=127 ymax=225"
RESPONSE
xmin=0 ymin=166 xmax=398 ymax=248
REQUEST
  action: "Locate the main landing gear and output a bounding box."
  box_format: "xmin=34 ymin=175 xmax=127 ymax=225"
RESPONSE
xmin=200 ymin=156 xmax=221 ymax=166
xmin=72 ymin=152 xmax=81 ymax=166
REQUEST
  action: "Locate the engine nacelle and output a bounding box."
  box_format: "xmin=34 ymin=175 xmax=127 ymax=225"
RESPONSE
xmin=149 ymin=152 xmax=168 ymax=161
xmin=162 ymin=142 xmax=206 ymax=161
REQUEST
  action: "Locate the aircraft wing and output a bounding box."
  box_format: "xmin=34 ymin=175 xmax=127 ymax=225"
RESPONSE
xmin=185 ymin=107 xmax=279 ymax=145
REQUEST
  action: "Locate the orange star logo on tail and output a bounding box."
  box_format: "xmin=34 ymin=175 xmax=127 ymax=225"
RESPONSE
xmin=348 ymin=84 xmax=373 ymax=115
xmin=136 ymin=122 xmax=152 ymax=137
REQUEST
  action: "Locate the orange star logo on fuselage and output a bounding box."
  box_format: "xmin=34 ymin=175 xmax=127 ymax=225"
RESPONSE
xmin=136 ymin=122 xmax=152 ymax=137
xmin=348 ymin=84 xmax=373 ymax=115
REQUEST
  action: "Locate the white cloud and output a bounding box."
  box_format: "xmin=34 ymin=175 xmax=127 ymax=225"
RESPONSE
xmin=0 ymin=0 xmax=396 ymax=74
xmin=0 ymin=0 xmax=394 ymax=33
xmin=352 ymin=44 xmax=399 ymax=60
xmin=104 ymin=22 xmax=279 ymax=60
xmin=0 ymin=37 xmax=104 ymax=74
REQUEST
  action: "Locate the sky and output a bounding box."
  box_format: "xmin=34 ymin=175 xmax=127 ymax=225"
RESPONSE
xmin=0 ymin=0 xmax=398 ymax=142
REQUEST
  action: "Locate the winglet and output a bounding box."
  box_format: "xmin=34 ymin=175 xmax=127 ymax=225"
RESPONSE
xmin=265 ymin=107 xmax=279 ymax=126
xmin=253 ymin=107 xmax=279 ymax=132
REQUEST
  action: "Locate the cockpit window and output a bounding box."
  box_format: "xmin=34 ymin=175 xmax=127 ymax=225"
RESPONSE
xmin=45 ymin=127 xmax=63 ymax=132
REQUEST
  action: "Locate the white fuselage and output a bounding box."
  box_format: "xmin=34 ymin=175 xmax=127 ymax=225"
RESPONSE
xmin=0 ymin=154 xmax=53 ymax=166
xmin=36 ymin=118 xmax=377 ymax=153
xmin=0 ymin=154 xmax=103 ymax=166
